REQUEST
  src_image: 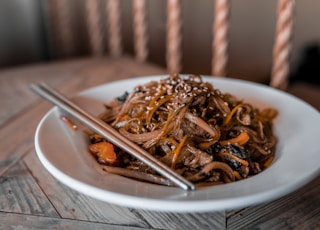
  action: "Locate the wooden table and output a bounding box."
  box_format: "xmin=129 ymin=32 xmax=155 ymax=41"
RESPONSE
xmin=1 ymin=57 xmax=319 ymax=229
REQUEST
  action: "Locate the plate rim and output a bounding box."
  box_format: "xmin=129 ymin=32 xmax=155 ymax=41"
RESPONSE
xmin=34 ymin=74 xmax=320 ymax=212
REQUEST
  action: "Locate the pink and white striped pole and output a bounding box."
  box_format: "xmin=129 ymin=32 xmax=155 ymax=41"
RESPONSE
xmin=271 ymin=0 xmax=295 ymax=89
xmin=48 ymin=0 xmax=74 ymax=57
xmin=133 ymin=0 xmax=148 ymax=62
xmin=86 ymin=0 xmax=104 ymax=56
xmin=166 ymin=0 xmax=182 ymax=74
xmin=212 ymin=0 xmax=230 ymax=77
xmin=106 ymin=0 xmax=122 ymax=57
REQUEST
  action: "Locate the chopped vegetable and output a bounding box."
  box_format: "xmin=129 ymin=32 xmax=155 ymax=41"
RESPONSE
xmin=88 ymin=74 xmax=277 ymax=186
xmin=220 ymin=131 xmax=250 ymax=146
xmin=89 ymin=141 xmax=118 ymax=165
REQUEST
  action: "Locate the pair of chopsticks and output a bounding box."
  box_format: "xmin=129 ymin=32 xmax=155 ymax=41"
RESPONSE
xmin=29 ymin=82 xmax=196 ymax=191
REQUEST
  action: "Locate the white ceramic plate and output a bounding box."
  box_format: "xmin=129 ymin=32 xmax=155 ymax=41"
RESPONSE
xmin=35 ymin=75 xmax=320 ymax=212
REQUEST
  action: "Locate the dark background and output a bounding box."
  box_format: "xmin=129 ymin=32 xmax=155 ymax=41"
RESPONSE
xmin=0 ymin=0 xmax=319 ymax=84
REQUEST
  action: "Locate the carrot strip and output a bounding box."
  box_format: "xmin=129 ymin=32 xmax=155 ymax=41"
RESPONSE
xmin=198 ymin=140 xmax=216 ymax=150
xmin=233 ymin=171 xmax=242 ymax=180
xmin=218 ymin=152 xmax=249 ymax=167
xmin=220 ymin=131 xmax=250 ymax=146
xmin=263 ymin=156 xmax=274 ymax=168
xmin=148 ymin=88 xmax=166 ymax=107
xmin=172 ymin=135 xmax=188 ymax=169
xmin=223 ymin=103 xmax=243 ymax=126
xmin=146 ymin=95 xmax=172 ymax=124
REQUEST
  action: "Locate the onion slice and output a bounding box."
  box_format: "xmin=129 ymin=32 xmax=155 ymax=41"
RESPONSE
xmin=184 ymin=112 xmax=219 ymax=140
xmin=102 ymin=165 xmax=174 ymax=186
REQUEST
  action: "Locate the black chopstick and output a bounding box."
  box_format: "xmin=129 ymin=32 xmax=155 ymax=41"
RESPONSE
xmin=29 ymin=82 xmax=196 ymax=191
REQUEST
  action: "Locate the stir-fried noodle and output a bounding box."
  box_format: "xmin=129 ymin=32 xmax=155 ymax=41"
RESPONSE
xmin=88 ymin=74 xmax=278 ymax=186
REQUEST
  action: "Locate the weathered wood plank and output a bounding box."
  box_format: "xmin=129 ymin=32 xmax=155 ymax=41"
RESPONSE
xmin=2 ymin=57 xmax=319 ymax=229
xmin=0 ymin=99 xmax=53 ymax=177
xmin=227 ymin=175 xmax=320 ymax=229
xmin=0 ymin=212 xmax=148 ymax=230
xmin=0 ymin=57 xmax=166 ymax=227
xmin=25 ymin=150 xmax=226 ymax=229
xmin=0 ymin=57 xmax=165 ymax=176
xmin=133 ymin=209 xmax=226 ymax=230
xmin=24 ymin=150 xmax=151 ymax=228
xmin=0 ymin=58 xmax=90 ymax=126
xmin=0 ymin=159 xmax=59 ymax=217
xmin=0 ymin=56 xmax=166 ymax=127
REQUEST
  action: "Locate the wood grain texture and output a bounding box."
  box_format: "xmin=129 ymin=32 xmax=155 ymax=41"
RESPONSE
xmin=0 ymin=56 xmax=166 ymax=127
xmin=24 ymin=151 xmax=226 ymax=229
xmin=134 ymin=209 xmax=225 ymax=229
xmin=0 ymin=157 xmax=59 ymax=217
xmin=0 ymin=57 xmax=319 ymax=229
xmin=0 ymin=57 xmax=166 ymax=228
xmin=227 ymin=175 xmax=320 ymax=229
xmin=0 ymin=100 xmax=52 ymax=177
xmin=24 ymin=151 xmax=150 ymax=228
xmin=0 ymin=212 xmax=147 ymax=230
xmin=0 ymin=57 xmax=166 ymax=176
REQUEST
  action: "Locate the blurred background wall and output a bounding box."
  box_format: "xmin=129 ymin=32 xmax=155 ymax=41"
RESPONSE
xmin=0 ymin=0 xmax=48 ymax=67
xmin=0 ymin=0 xmax=319 ymax=83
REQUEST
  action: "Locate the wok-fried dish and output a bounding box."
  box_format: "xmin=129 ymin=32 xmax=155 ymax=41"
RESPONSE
xmin=88 ymin=74 xmax=278 ymax=186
